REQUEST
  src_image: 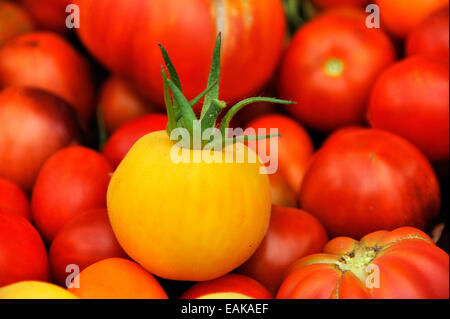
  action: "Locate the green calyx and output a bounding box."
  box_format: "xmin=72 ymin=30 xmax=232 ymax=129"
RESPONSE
xmin=159 ymin=33 xmax=295 ymax=150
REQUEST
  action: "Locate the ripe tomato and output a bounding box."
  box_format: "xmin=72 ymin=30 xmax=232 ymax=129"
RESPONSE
xmin=181 ymin=274 xmax=272 ymax=299
xmin=68 ymin=258 xmax=168 ymax=299
xmin=31 ymin=146 xmax=112 ymax=242
xmin=49 ymin=209 xmax=127 ymax=286
xmin=406 ymin=8 xmax=449 ymax=58
xmin=299 ymin=128 xmax=441 ymax=239
xmin=0 ymin=178 xmax=30 ymax=220
xmin=0 ymin=0 xmax=34 ymax=46
xmin=376 ymin=0 xmax=449 ymax=38
xmin=0 ymin=281 xmax=78 ymax=299
xmin=277 ymin=227 xmax=449 ymax=299
xmin=20 ymin=0 xmax=71 ymax=34
xmin=102 ymin=114 xmax=168 ymax=169
xmin=279 ymin=7 xmax=395 ymax=131
xmin=238 ymin=206 xmax=328 ymax=294
xmin=0 ymin=32 xmax=94 ymax=123
xmin=312 ymin=0 xmax=369 ymax=9
xmin=75 ymin=0 xmax=286 ymax=105
xmin=268 ymin=172 xmax=298 ymax=207
xmin=0 ymin=87 xmax=81 ymax=192
xmin=0 ymin=211 xmax=49 ymax=287
xmin=368 ymin=56 xmax=449 ymax=162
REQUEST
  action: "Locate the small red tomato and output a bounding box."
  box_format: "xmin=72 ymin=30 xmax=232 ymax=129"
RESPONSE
xmin=0 ymin=210 xmax=49 ymax=287
xmin=0 ymin=0 xmax=34 ymax=46
xmin=20 ymin=0 xmax=70 ymax=34
xmin=102 ymin=114 xmax=168 ymax=169
xmin=49 ymin=208 xmax=127 ymax=286
xmin=238 ymin=206 xmax=328 ymax=294
xmin=312 ymin=0 xmax=369 ymax=9
xmin=299 ymin=128 xmax=441 ymax=239
xmin=0 ymin=178 xmax=30 ymax=220
xmin=368 ymin=56 xmax=449 ymax=162
xmin=31 ymin=146 xmax=112 ymax=242
xmin=180 ymin=274 xmax=272 ymax=299
xmin=279 ymin=7 xmax=395 ymax=131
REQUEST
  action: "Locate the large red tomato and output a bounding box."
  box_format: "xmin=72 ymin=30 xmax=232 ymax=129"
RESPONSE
xmin=368 ymin=56 xmax=449 ymax=162
xmin=238 ymin=206 xmax=328 ymax=294
xmin=75 ymin=0 xmax=286 ymax=105
xmin=279 ymin=7 xmax=395 ymax=131
xmin=0 ymin=210 xmax=49 ymax=287
xmin=31 ymin=146 xmax=112 ymax=242
xmin=299 ymin=128 xmax=441 ymax=239
xmin=277 ymin=227 xmax=449 ymax=299
xmin=312 ymin=0 xmax=369 ymax=9
xmin=0 ymin=32 xmax=94 ymax=123
xmin=0 ymin=0 xmax=34 ymax=46
xmin=0 ymin=87 xmax=81 ymax=192
xmin=0 ymin=178 xmax=29 ymax=220
xmin=49 ymin=209 xmax=127 ymax=286
xmin=20 ymin=0 xmax=71 ymax=34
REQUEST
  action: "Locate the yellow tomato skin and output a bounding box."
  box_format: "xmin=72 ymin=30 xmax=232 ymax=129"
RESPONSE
xmin=107 ymin=130 xmax=271 ymax=281
xmin=0 ymin=281 xmax=78 ymax=299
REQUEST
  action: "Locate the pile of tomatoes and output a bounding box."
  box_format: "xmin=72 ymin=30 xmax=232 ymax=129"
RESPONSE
xmin=0 ymin=0 xmax=449 ymax=299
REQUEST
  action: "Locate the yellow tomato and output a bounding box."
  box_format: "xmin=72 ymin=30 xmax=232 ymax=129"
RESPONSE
xmin=0 ymin=281 xmax=78 ymax=299
xmin=107 ymin=130 xmax=271 ymax=281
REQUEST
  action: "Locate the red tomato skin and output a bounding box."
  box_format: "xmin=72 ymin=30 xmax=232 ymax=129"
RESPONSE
xmin=0 ymin=87 xmax=81 ymax=192
xmin=102 ymin=114 xmax=168 ymax=169
xmin=312 ymin=0 xmax=369 ymax=9
xmin=299 ymin=128 xmax=441 ymax=239
xmin=0 ymin=0 xmax=34 ymax=46
xmin=180 ymin=274 xmax=272 ymax=299
xmin=279 ymin=7 xmax=395 ymax=131
xmin=0 ymin=178 xmax=30 ymax=220
xmin=406 ymin=8 xmax=449 ymax=58
xmin=368 ymin=56 xmax=449 ymax=162
xmin=0 ymin=210 xmax=49 ymax=287
xmin=31 ymin=146 xmax=112 ymax=243
xmin=268 ymin=173 xmax=298 ymax=207
xmin=75 ymin=0 xmax=285 ymax=105
xmin=49 ymin=209 xmax=127 ymax=286
xmin=21 ymin=0 xmax=70 ymax=34
xmin=0 ymin=32 xmax=94 ymax=123
xmin=238 ymin=206 xmax=328 ymax=294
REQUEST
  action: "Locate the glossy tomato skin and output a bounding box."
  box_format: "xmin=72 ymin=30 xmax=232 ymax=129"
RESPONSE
xmin=0 ymin=211 xmax=49 ymax=287
xmin=102 ymin=114 xmax=168 ymax=169
xmin=299 ymin=128 xmax=441 ymax=239
xmin=75 ymin=0 xmax=285 ymax=105
xmin=279 ymin=7 xmax=395 ymax=131
xmin=368 ymin=56 xmax=449 ymax=162
xmin=0 ymin=87 xmax=81 ymax=192
xmin=0 ymin=32 xmax=94 ymax=123
xmin=277 ymin=227 xmax=449 ymax=299
xmin=49 ymin=209 xmax=127 ymax=286
xmin=181 ymin=274 xmax=272 ymax=299
xmin=31 ymin=146 xmax=112 ymax=242
xmin=0 ymin=178 xmax=30 ymax=220
xmin=0 ymin=1 xmax=34 ymax=46
xmin=21 ymin=0 xmax=70 ymax=34
xmin=238 ymin=206 xmax=328 ymax=294
xmin=312 ymin=0 xmax=369 ymax=9
xmin=68 ymin=258 xmax=168 ymax=299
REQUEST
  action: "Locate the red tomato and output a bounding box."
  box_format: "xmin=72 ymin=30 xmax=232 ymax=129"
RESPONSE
xmin=0 ymin=178 xmax=29 ymax=220
xmin=181 ymin=274 xmax=272 ymax=299
xmin=268 ymin=173 xmax=298 ymax=207
xmin=238 ymin=206 xmax=328 ymax=294
xmin=278 ymin=227 xmax=449 ymax=299
xmin=102 ymin=114 xmax=168 ymax=169
xmin=312 ymin=0 xmax=369 ymax=9
xmin=49 ymin=209 xmax=127 ymax=286
xmin=299 ymin=128 xmax=441 ymax=239
xmin=31 ymin=146 xmax=112 ymax=242
xmin=0 ymin=210 xmax=49 ymax=287
xmin=75 ymin=0 xmax=286 ymax=105
xmin=376 ymin=0 xmax=449 ymax=38
xmin=279 ymin=7 xmax=395 ymax=131
xmin=0 ymin=87 xmax=81 ymax=192
xmin=0 ymin=32 xmax=94 ymax=123
xmin=406 ymin=8 xmax=449 ymax=58
xmin=368 ymin=56 xmax=449 ymax=162
xmin=0 ymin=0 xmax=34 ymax=46
xmin=20 ymin=0 xmax=70 ymax=34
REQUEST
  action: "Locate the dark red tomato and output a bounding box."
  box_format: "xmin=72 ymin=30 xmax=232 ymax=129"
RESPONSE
xmin=368 ymin=56 xmax=449 ymax=162
xmin=312 ymin=0 xmax=369 ymax=9
xmin=31 ymin=146 xmax=112 ymax=242
xmin=406 ymin=8 xmax=449 ymax=58
xmin=238 ymin=206 xmax=328 ymax=294
xmin=0 ymin=178 xmax=30 ymax=220
xmin=0 ymin=210 xmax=49 ymax=287
xmin=0 ymin=0 xmax=34 ymax=46
xmin=279 ymin=7 xmax=395 ymax=132
xmin=268 ymin=173 xmax=298 ymax=208
xmin=102 ymin=114 xmax=168 ymax=169
xmin=75 ymin=0 xmax=286 ymax=105
xmin=0 ymin=32 xmax=94 ymax=123
xmin=21 ymin=0 xmax=70 ymax=34
xmin=299 ymin=128 xmax=441 ymax=239
xmin=49 ymin=209 xmax=127 ymax=286
xmin=0 ymin=87 xmax=81 ymax=192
